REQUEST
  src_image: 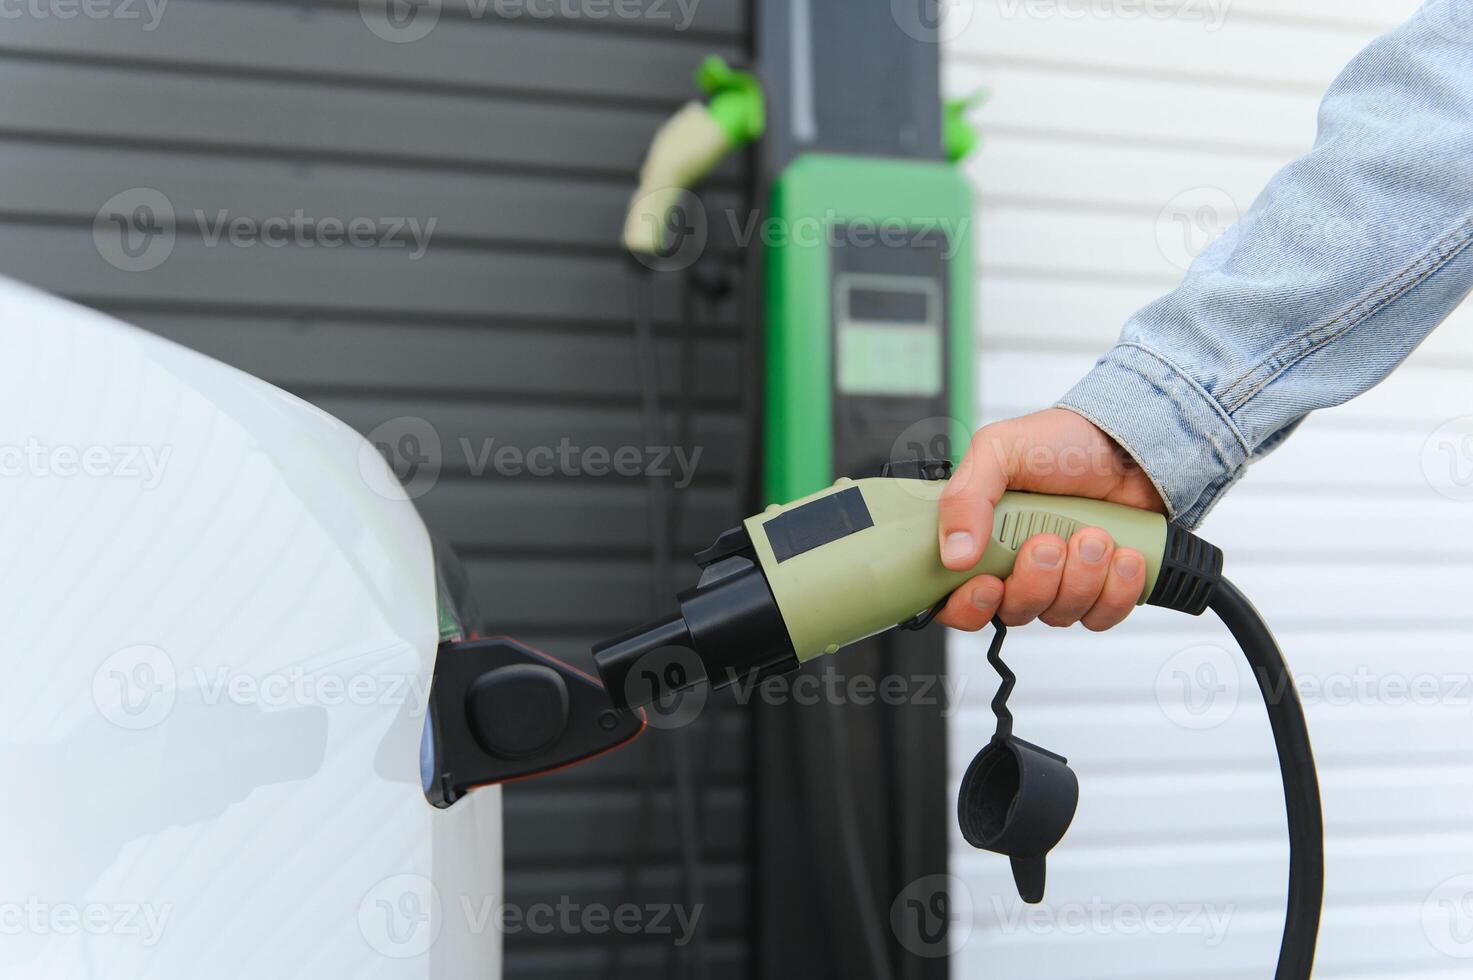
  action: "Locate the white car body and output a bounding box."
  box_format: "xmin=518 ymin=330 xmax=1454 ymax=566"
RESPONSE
xmin=0 ymin=277 xmax=502 ymax=978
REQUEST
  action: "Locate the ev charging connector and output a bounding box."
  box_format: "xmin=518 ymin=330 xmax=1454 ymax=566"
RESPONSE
xmin=595 ymin=465 xmax=1325 ymax=979
xmin=622 ymin=56 xmax=764 ymax=257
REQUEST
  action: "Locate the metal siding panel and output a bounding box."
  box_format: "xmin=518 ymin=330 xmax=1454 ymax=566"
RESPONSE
xmin=0 ymin=57 xmax=742 ymax=177
xmin=0 ymin=0 xmax=742 ymax=100
xmin=950 ymin=4 xmax=1473 ymax=979
xmin=0 ymin=226 xmax=742 ymax=323
xmin=2 ymin=1 xmax=754 ymax=976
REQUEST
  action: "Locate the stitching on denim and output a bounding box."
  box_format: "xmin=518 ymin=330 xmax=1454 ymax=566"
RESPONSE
xmin=1058 ymin=347 xmax=1250 ymax=524
xmin=1220 ymin=218 xmax=1473 ymax=413
xmin=1115 ymin=342 xmax=1253 ymax=463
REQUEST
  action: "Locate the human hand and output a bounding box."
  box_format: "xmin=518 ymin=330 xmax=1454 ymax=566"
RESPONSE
xmin=934 ymin=408 xmax=1167 ymax=632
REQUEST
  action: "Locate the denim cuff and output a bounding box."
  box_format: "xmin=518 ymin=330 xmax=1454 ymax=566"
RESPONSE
xmin=1056 ymin=343 xmax=1251 ymax=529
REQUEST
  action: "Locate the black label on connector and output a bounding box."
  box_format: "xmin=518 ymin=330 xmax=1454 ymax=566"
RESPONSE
xmin=764 ymin=486 xmax=874 ymax=563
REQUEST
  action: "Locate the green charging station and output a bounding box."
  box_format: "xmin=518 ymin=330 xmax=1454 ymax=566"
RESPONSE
xmin=609 ymin=7 xmax=1322 ymax=977
xmin=764 ymin=154 xmax=975 ymax=503
xmin=750 ymin=4 xmax=978 ymax=974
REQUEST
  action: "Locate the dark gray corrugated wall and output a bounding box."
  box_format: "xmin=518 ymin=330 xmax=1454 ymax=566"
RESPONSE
xmin=0 ymin=1 xmax=753 ymax=975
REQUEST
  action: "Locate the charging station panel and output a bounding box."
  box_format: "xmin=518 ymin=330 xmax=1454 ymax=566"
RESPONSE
xmin=763 ymin=154 xmax=973 ymax=502
xmin=830 ymin=228 xmax=953 ymax=477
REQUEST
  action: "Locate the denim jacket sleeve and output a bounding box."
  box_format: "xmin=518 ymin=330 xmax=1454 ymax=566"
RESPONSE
xmin=1057 ymin=0 xmax=1473 ymax=529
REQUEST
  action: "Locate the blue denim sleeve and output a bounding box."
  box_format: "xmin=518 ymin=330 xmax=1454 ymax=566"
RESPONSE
xmin=1057 ymin=0 xmax=1473 ymax=529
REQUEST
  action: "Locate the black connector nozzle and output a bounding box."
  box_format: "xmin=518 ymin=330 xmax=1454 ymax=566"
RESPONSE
xmin=594 ymin=558 xmax=797 ymax=711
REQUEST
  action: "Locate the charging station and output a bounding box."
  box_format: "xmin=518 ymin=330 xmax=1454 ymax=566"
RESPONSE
xmin=753 ymin=3 xmax=973 ymax=973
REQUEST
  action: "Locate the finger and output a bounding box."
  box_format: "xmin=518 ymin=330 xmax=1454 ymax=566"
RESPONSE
xmin=998 ymin=534 xmax=1067 ymax=626
xmin=1039 ymin=528 xmax=1114 ymax=628
xmin=935 ymin=575 xmax=1006 ymax=632
xmin=937 ymin=433 xmax=1008 ymax=571
xmin=1081 ymin=548 xmax=1148 ymax=632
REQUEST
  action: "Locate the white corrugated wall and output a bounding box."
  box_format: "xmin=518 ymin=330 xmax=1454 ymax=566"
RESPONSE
xmin=944 ymin=2 xmax=1473 ymax=977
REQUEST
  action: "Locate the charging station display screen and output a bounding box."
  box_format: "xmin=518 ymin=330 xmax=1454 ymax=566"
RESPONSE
xmin=835 ymin=273 xmax=944 ymax=397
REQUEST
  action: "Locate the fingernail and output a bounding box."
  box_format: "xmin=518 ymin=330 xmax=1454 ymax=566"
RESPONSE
xmin=1079 ymin=536 xmax=1107 ymax=563
xmin=972 ymin=584 xmax=1002 ymax=611
xmin=1115 ymin=554 xmax=1142 ymax=578
xmin=1033 ymin=542 xmax=1063 ymax=569
xmin=943 ymin=532 xmax=975 ymax=564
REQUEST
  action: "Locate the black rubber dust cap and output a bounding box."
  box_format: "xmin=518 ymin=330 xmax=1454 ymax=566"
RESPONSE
xmin=957 ymin=736 xmax=1079 ymax=904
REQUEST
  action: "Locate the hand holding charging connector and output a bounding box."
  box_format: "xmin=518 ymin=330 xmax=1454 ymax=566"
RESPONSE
xmin=595 ymin=464 xmax=1217 ymax=712
xmin=933 ymin=408 xmax=1169 ymax=635
xmin=593 ymin=460 xmax=1324 ymax=980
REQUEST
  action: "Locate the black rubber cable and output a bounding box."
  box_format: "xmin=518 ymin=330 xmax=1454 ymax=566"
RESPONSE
xmin=627 ymin=263 xmax=710 ymax=980
xmin=1208 ymin=577 xmax=1323 ymax=980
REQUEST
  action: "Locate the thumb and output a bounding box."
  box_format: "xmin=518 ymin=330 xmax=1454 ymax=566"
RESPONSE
xmin=938 ymin=432 xmax=1008 ymax=571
